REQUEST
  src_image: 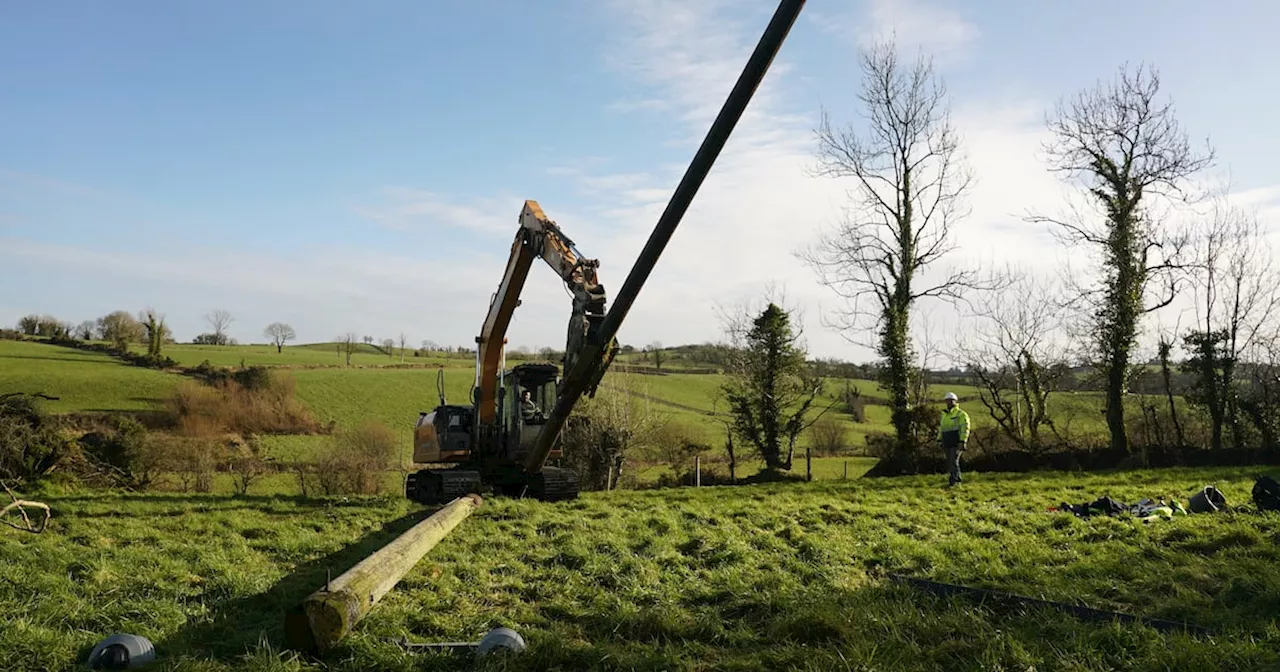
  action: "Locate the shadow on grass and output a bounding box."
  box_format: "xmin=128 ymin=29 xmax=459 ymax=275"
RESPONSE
xmin=508 ymin=578 xmax=1273 ymax=672
xmin=149 ymin=507 xmax=432 ymax=664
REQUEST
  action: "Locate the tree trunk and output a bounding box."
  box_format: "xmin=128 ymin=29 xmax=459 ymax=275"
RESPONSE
xmin=1159 ymin=343 xmax=1185 ymax=448
xmin=1105 ymin=362 xmax=1129 ymax=453
xmin=883 ymin=308 xmax=913 ymax=450
xmin=1209 ymin=404 xmax=1224 ymax=451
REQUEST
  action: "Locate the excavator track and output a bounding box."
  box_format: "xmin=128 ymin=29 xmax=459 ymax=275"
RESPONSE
xmin=405 ymin=469 xmax=483 ymax=506
xmin=522 ymin=466 xmax=580 ymax=502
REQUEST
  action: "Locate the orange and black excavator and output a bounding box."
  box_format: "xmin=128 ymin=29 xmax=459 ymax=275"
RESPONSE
xmin=405 ymin=200 xmax=617 ymax=504
xmin=404 ymin=0 xmax=806 ymax=505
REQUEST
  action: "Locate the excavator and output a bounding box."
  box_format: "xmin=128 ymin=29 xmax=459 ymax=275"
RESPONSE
xmin=403 ymin=0 xmax=807 ymax=506
xmin=404 ymin=200 xmax=617 ymax=504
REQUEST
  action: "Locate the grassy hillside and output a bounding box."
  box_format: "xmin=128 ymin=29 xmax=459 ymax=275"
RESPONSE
xmin=6 ymin=466 xmax=1277 ymax=671
xmin=1 ymin=338 xmax=1127 ymax=465
xmin=0 ymin=339 xmax=177 ymax=414
xmin=126 ymin=342 xmax=463 ymax=369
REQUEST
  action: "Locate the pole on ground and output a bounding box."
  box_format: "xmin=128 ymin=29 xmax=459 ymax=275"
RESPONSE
xmin=806 ymin=446 xmax=812 ymax=482
xmin=285 ymin=494 xmax=482 ymax=653
xmin=843 ymin=460 xmax=848 ymax=480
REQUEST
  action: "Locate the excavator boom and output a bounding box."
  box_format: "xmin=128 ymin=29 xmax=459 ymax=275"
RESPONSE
xmin=473 ymin=200 xmax=605 ymax=427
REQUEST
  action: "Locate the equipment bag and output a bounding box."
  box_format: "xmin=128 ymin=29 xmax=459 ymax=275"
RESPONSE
xmin=1253 ymin=475 xmax=1280 ymax=512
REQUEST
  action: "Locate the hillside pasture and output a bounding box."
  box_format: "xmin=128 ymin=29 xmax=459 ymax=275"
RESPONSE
xmin=5 ymin=466 xmax=1277 ymax=671
xmin=127 ymin=342 xmax=464 ymax=369
xmin=0 ymin=339 xmax=176 ymax=415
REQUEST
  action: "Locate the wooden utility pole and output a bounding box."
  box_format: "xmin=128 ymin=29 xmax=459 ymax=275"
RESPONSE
xmin=285 ymin=494 xmax=482 ymax=653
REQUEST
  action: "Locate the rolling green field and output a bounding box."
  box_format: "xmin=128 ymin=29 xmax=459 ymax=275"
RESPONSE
xmin=126 ymin=342 xmax=464 ymax=369
xmin=0 ymin=339 xmax=177 ymax=414
xmin=6 ymin=466 xmax=1278 ymax=671
xmin=0 ymin=338 xmax=1126 ymax=466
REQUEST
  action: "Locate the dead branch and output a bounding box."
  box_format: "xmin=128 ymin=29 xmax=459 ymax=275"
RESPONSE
xmin=1 ymin=482 xmax=50 ymax=534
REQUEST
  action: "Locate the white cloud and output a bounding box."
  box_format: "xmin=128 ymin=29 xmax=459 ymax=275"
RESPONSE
xmin=812 ymin=0 xmax=979 ymax=58
xmin=351 ymin=187 xmax=521 ymax=235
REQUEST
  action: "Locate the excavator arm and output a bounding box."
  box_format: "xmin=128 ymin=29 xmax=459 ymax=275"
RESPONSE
xmin=472 ymin=200 xmax=608 ymax=428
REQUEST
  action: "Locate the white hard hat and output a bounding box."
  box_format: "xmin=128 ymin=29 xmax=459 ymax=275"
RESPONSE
xmin=944 ymin=392 xmax=958 ymax=401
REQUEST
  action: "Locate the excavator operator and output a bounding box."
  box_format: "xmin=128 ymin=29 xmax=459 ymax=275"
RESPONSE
xmin=520 ymin=389 xmax=543 ymax=423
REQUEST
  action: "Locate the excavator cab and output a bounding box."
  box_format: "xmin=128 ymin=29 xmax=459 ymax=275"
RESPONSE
xmin=501 ymin=363 xmax=561 ymax=462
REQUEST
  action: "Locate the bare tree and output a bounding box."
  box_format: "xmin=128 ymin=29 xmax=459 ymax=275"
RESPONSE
xmin=206 ymin=309 xmax=234 ymax=346
xmin=1028 ymin=63 xmax=1214 ymax=453
xmin=338 ymin=332 xmax=358 ymax=366
xmin=798 ymin=38 xmax=981 ymax=452
xmin=1154 ymin=323 xmax=1187 ymax=449
xmin=1240 ymin=332 xmax=1280 ymax=452
xmin=380 ymin=337 xmax=395 ymax=358
xmin=1183 ymin=195 xmax=1280 ymax=450
xmin=648 ymin=341 xmax=664 ymax=371
xmin=74 ymin=320 xmax=96 ymax=341
xmin=957 ymin=269 xmax=1071 ymax=452
xmin=263 ymin=322 xmax=296 ymax=353
xmin=398 ymin=332 xmax=407 ymax=362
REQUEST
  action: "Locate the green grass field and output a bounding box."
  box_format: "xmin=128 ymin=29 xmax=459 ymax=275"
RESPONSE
xmin=0 ymin=338 xmax=1124 ymax=466
xmin=0 ymin=340 xmax=178 ymax=414
xmin=6 ymin=465 xmax=1278 ymax=671
xmin=126 ymin=342 xmax=465 ymax=369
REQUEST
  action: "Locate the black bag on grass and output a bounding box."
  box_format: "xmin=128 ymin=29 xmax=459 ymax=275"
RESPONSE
xmin=1253 ymin=476 xmax=1280 ymax=512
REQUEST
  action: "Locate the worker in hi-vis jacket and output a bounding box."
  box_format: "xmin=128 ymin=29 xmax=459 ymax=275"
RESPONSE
xmin=937 ymin=392 xmax=970 ymax=487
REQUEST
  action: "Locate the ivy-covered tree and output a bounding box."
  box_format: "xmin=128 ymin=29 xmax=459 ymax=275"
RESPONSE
xmin=1029 ymin=63 xmax=1214 ymax=453
xmin=799 ymin=39 xmax=982 ymax=456
xmin=140 ymin=309 xmax=167 ymax=359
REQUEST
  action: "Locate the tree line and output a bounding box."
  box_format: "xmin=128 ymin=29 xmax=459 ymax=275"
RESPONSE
xmin=789 ymin=38 xmax=1278 ymax=470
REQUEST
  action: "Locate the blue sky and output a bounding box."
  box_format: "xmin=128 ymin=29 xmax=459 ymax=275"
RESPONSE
xmin=3 ymin=0 xmax=1279 ymax=362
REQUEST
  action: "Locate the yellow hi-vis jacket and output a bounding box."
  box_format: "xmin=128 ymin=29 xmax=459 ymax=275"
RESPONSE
xmin=938 ymin=406 xmax=971 ymax=444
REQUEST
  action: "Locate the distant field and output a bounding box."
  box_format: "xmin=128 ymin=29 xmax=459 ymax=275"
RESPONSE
xmin=0 ymin=340 xmax=177 ymax=414
xmin=4 ymin=338 xmax=1131 ymax=460
xmin=126 ymin=341 xmax=465 ymax=369
xmin=633 ymin=455 xmax=880 ymax=485
xmin=288 ymin=367 xmax=476 ymax=459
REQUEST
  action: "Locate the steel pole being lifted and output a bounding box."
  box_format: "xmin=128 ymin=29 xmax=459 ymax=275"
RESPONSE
xmin=524 ymin=0 xmax=807 ymax=474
